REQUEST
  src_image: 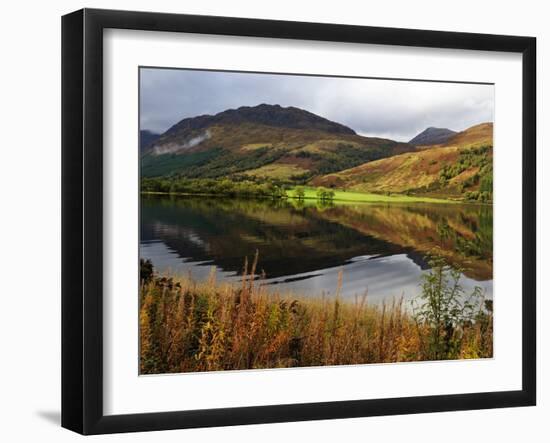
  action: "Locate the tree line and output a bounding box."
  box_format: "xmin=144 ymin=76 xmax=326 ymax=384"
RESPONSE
xmin=141 ymin=177 xmax=335 ymax=202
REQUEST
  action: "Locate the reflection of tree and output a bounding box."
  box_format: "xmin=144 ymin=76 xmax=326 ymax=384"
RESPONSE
xmin=142 ymin=195 xmax=492 ymax=281
xmin=436 ymin=220 xmax=452 ymax=242
xmin=315 ymin=199 xmax=335 ymax=211
xmin=315 ymin=203 xmax=493 ymax=281
xmin=141 ymin=195 xmax=403 ymax=279
xmin=436 ymin=207 xmax=492 ymax=264
xmin=288 ymin=198 xmax=306 ymax=211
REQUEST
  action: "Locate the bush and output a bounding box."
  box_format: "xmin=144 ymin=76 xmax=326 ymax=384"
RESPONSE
xmin=140 ymin=258 xmax=154 ymax=284
xmin=412 ymin=256 xmax=488 ymax=360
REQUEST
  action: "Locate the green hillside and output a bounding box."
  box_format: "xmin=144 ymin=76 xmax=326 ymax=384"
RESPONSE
xmin=313 ymin=123 xmax=493 ymax=202
xmin=141 ymin=104 xmax=493 ymax=203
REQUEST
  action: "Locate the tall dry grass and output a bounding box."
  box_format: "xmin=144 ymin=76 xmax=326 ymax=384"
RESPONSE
xmin=139 ymin=254 xmax=492 ymax=374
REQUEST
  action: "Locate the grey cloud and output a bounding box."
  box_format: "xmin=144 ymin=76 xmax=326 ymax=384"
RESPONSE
xmin=140 ymin=68 xmax=494 ymax=142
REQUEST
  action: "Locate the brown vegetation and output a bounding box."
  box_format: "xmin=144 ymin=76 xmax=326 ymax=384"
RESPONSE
xmin=312 ymin=123 xmax=493 ymax=200
xmin=315 ymin=204 xmax=493 ymax=280
xmin=442 ymin=123 xmax=493 ymax=148
xmin=139 ymin=255 xmax=492 ymax=374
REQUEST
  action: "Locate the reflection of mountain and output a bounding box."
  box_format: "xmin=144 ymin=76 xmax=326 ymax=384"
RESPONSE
xmin=141 ymin=196 xmax=492 ymax=281
xmin=141 ymin=197 xmax=405 ymax=279
xmin=316 ymin=203 xmax=492 ymax=280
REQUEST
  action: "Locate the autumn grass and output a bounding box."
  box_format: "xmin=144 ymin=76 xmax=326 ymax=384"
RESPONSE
xmin=139 ymin=256 xmax=492 ymax=374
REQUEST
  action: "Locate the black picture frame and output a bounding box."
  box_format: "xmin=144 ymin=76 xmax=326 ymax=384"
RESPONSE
xmin=62 ymin=8 xmax=536 ymax=435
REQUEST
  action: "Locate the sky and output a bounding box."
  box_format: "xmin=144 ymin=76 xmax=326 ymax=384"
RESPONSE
xmin=140 ymin=68 xmax=494 ymax=142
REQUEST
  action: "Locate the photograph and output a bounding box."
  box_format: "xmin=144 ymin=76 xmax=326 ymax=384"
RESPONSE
xmin=1 ymin=1 xmax=543 ymax=439
xmin=138 ymin=68 xmax=494 ymax=375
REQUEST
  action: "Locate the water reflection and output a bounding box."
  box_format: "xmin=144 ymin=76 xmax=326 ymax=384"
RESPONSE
xmin=140 ymin=196 xmax=493 ymax=301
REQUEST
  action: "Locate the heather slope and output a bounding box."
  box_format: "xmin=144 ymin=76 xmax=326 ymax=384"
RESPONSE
xmin=313 ymin=123 xmax=493 ymax=201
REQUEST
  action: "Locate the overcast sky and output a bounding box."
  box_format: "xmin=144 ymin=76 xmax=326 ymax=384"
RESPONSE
xmin=140 ymin=68 xmax=494 ymax=142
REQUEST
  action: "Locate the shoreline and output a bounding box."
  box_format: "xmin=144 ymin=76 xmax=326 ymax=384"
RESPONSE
xmin=140 ymin=190 xmax=488 ymax=205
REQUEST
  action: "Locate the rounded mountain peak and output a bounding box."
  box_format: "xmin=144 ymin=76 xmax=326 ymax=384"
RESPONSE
xmin=166 ymin=103 xmax=356 ymax=137
xmin=408 ymin=126 xmax=457 ymax=146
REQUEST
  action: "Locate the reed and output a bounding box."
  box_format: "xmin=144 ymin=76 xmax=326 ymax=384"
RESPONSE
xmin=139 ymin=256 xmax=492 ymax=374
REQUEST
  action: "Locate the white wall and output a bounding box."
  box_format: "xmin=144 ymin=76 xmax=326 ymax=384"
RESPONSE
xmin=0 ymin=0 xmax=546 ymax=441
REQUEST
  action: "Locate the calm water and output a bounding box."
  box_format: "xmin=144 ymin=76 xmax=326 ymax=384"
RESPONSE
xmin=140 ymin=196 xmax=493 ymax=303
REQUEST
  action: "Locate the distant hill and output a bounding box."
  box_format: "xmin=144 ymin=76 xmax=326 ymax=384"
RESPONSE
xmin=313 ymin=122 xmax=493 ymax=201
xmin=409 ymin=127 xmax=456 ymax=146
xmin=141 ymin=104 xmax=414 ymax=179
xmin=442 ymin=122 xmax=493 ymax=147
xmin=140 ymin=130 xmax=160 ymax=153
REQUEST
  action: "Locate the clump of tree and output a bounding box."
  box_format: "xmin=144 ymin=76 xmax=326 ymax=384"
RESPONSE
xmin=439 ymin=145 xmax=491 ymax=182
xmin=438 ymin=145 xmax=493 ymax=202
xmin=141 ymin=176 xmax=289 ymax=200
xmin=464 ymin=190 xmax=492 ymax=203
xmin=310 ymin=144 xmax=388 ymax=175
xmin=316 ymin=187 xmax=335 ymax=202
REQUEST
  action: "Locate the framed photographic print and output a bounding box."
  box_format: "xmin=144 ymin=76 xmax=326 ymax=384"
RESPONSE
xmin=61 ymin=8 xmax=536 ymax=434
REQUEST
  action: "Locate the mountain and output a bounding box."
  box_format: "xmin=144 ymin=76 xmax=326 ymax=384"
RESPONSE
xmin=408 ymin=127 xmax=456 ymax=146
xmin=313 ymin=122 xmax=493 ymax=201
xmin=141 ymin=104 xmax=414 ymax=180
xmin=158 ymin=104 xmax=356 ymax=149
xmin=140 ymin=130 xmax=160 ymax=153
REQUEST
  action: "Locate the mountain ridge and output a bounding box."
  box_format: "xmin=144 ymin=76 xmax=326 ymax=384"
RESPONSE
xmin=141 ymin=104 xmax=414 ymax=179
xmin=151 ymin=104 xmax=356 ymax=155
xmin=140 ymin=103 xmax=492 ymax=202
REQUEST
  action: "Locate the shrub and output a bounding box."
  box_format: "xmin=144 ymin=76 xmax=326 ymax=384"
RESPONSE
xmin=411 ymin=256 xmax=488 ymax=360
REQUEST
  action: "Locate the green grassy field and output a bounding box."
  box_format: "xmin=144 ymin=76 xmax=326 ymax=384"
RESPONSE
xmin=286 ymin=187 xmax=454 ymax=204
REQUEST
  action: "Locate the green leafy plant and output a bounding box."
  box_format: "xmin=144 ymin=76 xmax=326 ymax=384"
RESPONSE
xmin=411 ymin=256 xmax=486 ymax=360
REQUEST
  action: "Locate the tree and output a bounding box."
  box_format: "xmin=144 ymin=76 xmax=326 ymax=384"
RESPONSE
xmin=316 ymin=187 xmax=335 ymax=202
xmin=268 ymin=184 xmax=286 ymax=199
xmin=293 ymin=186 xmax=305 ymax=200
xmin=315 ymin=187 xmax=327 ymax=201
